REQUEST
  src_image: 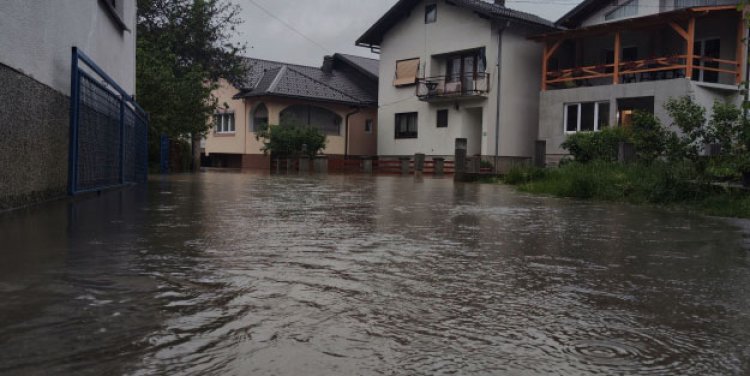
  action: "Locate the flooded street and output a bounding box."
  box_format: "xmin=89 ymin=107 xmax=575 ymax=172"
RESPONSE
xmin=1 ymin=172 xmax=749 ymax=375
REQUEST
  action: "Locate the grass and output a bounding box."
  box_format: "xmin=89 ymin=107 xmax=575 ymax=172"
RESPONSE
xmin=497 ymin=161 xmax=750 ymax=219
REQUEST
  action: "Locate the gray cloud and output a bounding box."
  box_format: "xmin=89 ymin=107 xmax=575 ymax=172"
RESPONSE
xmin=232 ymin=0 xmax=577 ymax=66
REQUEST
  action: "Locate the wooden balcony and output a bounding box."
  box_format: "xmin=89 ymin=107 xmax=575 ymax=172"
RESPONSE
xmin=416 ymin=73 xmax=490 ymax=102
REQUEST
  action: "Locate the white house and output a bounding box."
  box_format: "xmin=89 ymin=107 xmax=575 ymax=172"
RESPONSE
xmin=0 ymin=0 xmax=137 ymax=209
xmin=356 ymin=0 xmax=556 ymax=171
xmin=534 ymin=0 xmax=746 ymax=165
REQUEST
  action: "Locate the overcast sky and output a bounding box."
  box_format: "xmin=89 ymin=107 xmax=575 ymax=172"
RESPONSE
xmin=232 ymin=0 xmax=579 ymax=67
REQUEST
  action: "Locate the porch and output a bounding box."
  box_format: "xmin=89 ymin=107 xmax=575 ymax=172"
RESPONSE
xmin=532 ymin=6 xmax=746 ymax=91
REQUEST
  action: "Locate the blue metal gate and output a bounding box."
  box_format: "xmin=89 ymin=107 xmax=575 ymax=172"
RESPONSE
xmin=68 ymin=47 xmax=148 ymax=195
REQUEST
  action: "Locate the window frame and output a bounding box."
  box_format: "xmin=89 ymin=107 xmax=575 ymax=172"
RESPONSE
xmin=214 ymin=112 xmax=236 ymax=134
xmin=364 ymin=119 xmax=373 ymax=134
xmin=692 ymin=37 xmax=721 ymax=83
xmin=436 ymin=109 xmax=449 ymax=128
xmin=563 ymin=101 xmax=610 ymax=134
xmin=394 ymin=58 xmax=421 ymax=87
xmin=99 ymin=0 xmax=129 ymax=31
xmin=395 ymin=112 xmax=418 ymax=139
xmin=425 ymin=3 xmax=437 ymax=24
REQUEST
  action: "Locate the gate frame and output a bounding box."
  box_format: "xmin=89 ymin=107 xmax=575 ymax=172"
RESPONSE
xmin=68 ymin=47 xmax=148 ymax=195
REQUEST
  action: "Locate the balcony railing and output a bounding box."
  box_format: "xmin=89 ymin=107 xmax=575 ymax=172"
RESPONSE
xmin=416 ymin=73 xmax=490 ymax=101
xmin=544 ymin=54 xmax=741 ymax=89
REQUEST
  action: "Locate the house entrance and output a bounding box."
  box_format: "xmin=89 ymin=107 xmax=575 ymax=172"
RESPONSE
xmin=464 ymin=107 xmax=483 ymax=156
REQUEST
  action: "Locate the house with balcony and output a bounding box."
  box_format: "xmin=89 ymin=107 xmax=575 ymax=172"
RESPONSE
xmin=533 ymin=0 xmax=747 ymax=165
xmin=356 ymin=0 xmax=556 ymax=169
xmin=203 ymin=53 xmax=379 ymax=169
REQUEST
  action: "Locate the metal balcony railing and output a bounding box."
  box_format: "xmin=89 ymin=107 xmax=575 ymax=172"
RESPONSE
xmin=416 ymin=72 xmax=490 ymax=101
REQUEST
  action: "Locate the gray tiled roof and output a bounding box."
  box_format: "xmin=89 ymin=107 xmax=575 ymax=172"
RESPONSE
xmin=356 ymin=0 xmax=557 ymax=47
xmin=234 ymin=56 xmax=378 ymax=106
xmin=336 ymin=53 xmax=380 ymax=79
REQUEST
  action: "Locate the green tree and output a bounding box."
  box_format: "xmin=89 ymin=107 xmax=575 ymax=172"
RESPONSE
xmin=136 ymin=0 xmax=248 ymax=171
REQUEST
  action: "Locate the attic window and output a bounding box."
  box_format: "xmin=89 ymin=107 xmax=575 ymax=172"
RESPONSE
xmin=394 ymin=58 xmax=420 ymax=87
xmin=425 ymin=4 xmax=437 ymax=24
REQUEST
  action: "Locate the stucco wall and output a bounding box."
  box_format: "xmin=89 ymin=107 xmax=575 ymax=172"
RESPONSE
xmin=538 ymin=78 xmax=743 ymax=158
xmin=204 ymin=80 xmax=377 ymax=160
xmin=0 ymin=64 xmax=70 ymax=210
xmin=375 ymin=0 xmax=545 ymax=158
xmin=0 ymin=0 xmax=137 ymax=95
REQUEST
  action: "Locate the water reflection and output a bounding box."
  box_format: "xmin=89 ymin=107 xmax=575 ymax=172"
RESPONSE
xmin=0 ymin=172 xmax=748 ymax=375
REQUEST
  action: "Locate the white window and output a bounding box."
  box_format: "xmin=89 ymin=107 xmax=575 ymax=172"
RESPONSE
xmin=605 ymin=0 xmax=638 ymax=21
xmin=214 ymin=113 xmax=235 ymax=134
xmin=564 ymin=102 xmax=610 ymax=133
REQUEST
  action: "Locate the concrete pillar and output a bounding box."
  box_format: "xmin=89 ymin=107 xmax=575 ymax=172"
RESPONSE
xmin=618 ymin=142 xmax=636 ymax=163
xmin=433 ymin=157 xmax=445 ymax=177
xmin=414 ymin=153 xmax=425 ymax=172
xmin=314 ymin=156 xmax=328 ymax=173
xmin=455 ymin=138 xmax=467 ymax=182
xmin=299 ymin=157 xmax=310 ymax=173
xmin=399 ymin=157 xmax=410 ymax=176
xmin=362 ymin=158 xmax=373 ymax=174
xmin=534 ymin=140 xmax=547 ymax=168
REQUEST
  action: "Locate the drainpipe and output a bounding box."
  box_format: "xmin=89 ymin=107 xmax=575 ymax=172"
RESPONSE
xmin=345 ymin=107 xmax=360 ymax=158
xmin=495 ymin=21 xmax=509 ymax=157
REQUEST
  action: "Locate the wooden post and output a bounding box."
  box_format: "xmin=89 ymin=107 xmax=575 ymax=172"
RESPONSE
xmin=737 ymin=14 xmax=746 ymax=85
xmin=686 ymin=17 xmax=696 ymax=80
xmin=614 ymin=32 xmax=621 ymax=85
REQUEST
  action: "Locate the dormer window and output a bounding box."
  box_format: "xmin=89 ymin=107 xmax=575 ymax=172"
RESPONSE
xmin=605 ymin=0 xmax=638 ymax=21
xmin=425 ymin=4 xmax=437 ymax=24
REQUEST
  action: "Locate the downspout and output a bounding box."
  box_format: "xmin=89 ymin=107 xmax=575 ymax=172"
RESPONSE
xmin=345 ymin=107 xmax=360 ymax=158
xmin=495 ymin=21 xmax=509 ymax=157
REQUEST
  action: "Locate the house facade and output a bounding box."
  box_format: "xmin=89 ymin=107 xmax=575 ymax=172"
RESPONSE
xmin=535 ymin=0 xmax=746 ymax=165
xmin=203 ymin=54 xmax=379 ymax=169
xmin=356 ymin=0 xmax=556 ymax=170
xmin=0 ymin=0 xmax=137 ymax=210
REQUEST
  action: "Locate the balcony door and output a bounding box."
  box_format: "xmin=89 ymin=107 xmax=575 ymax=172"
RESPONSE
xmin=693 ymin=38 xmax=720 ymax=83
xmin=446 ymin=50 xmax=485 ymax=94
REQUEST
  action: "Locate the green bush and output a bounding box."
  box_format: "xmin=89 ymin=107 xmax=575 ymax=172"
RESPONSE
xmin=560 ymin=127 xmax=630 ymax=163
xmin=503 ymin=165 xmax=547 ymax=185
xmin=256 ymin=123 xmax=327 ymax=158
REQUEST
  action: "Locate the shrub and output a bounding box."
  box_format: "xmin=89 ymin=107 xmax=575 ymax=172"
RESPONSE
xmin=629 ymin=111 xmax=669 ymax=163
xmin=664 ymin=96 xmax=707 ymax=162
xmin=560 ymin=127 xmax=631 ymax=163
xmin=503 ymin=165 xmax=546 ymax=185
xmin=256 ymin=122 xmax=327 ymax=158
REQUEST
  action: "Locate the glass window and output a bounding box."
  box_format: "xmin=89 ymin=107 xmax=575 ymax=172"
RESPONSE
xmin=425 ymin=4 xmax=437 ymax=24
xmin=565 ymin=101 xmax=610 ymax=133
xmin=437 ymin=109 xmax=448 ymax=128
xmin=395 ymin=112 xmax=418 ymax=139
xmin=214 ymin=113 xmax=235 ymax=134
xmin=365 ymin=119 xmax=373 ymax=133
xmin=252 ymin=104 xmax=268 ymax=132
xmin=279 ymin=105 xmax=342 ymax=135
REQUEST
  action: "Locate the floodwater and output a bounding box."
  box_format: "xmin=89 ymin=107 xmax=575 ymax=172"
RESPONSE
xmin=1 ymin=172 xmax=749 ymax=376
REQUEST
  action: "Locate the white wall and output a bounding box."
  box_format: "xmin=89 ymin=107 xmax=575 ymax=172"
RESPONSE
xmin=375 ymin=0 xmax=545 ymax=158
xmin=0 ymin=0 xmax=137 ymax=95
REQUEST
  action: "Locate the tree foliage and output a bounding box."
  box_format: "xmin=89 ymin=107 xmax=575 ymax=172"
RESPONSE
xmin=136 ymin=0 xmax=247 ymax=168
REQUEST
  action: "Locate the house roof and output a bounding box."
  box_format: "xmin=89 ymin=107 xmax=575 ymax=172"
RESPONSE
xmin=356 ymin=0 xmax=557 ymax=48
xmin=555 ymin=0 xmax=606 ymax=29
xmin=233 ymin=55 xmax=378 ymax=106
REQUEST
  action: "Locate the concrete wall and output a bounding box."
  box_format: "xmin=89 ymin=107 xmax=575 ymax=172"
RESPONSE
xmin=0 ymin=0 xmax=137 ymax=95
xmin=0 ymin=0 xmax=137 ymax=210
xmin=376 ymin=0 xmax=545 ymax=158
xmin=204 ymin=80 xmax=378 ymax=164
xmin=538 ymin=78 xmax=743 ymax=161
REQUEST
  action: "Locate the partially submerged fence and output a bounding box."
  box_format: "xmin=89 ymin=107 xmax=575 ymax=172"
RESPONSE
xmin=68 ymin=47 xmax=148 ymax=195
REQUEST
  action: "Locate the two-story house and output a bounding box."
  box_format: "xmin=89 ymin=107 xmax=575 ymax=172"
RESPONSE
xmin=203 ymin=53 xmax=379 ymax=169
xmin=356 ymin=0 xmax=556 ymax=171
xmin=534 ymin=0 xmax=746 ymax=165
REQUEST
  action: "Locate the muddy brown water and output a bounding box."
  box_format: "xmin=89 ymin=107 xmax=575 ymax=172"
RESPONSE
xmin=1 ymin=172 xmax=749 ymax=375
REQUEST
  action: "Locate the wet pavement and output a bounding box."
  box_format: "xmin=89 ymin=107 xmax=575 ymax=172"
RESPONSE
xmin=1 ymin=172 xmax=749 ymax=375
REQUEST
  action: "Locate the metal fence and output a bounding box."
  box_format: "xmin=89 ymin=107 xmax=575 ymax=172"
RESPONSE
xmin=68 ymin=47 xmax=148 ymax=195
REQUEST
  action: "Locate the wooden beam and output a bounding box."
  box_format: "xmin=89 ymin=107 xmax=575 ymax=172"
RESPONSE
xmin=669 ymin=22 xmax=689 ymax=41
xmin=737 ymin=14 xmax=746 ymax=85
xmin=545 ymin=39 xmax=563 ymax=60
xmin=614 ymin=32 xmax=621 ymax=85
xmin=686 ymin=17 xmax=695 ymax=80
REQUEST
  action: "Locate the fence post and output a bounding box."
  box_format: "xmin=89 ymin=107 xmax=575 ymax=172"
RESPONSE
xmin=68 ymin=47 xmax=81 ymax=195
xmin=414 ymin=153 xmax=425 ymax=173
xmin=534 ymin=140 xmax=547 ymax=168
xmin=399 ymin=156 xmax=411 ymax=175
xmin=454 ymin=138 xmax=467 ymax=182
xmin=159 ymin=134 xmax=170 ymax=174
xmin=119 ymin=100 xmax=126 ymax=184
xmin=314 ymin=156 xmax=328 ymax=173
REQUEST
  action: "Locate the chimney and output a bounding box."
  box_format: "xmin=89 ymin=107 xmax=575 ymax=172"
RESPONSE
xmin=321 ymin=55 xmax=334 ymax=74
xmin=494 ymin=0 xmax=505 ymax=6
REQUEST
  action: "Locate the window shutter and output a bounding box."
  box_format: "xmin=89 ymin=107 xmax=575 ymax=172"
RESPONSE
xmin=394 ymin=58 xmax=420 ymax=87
